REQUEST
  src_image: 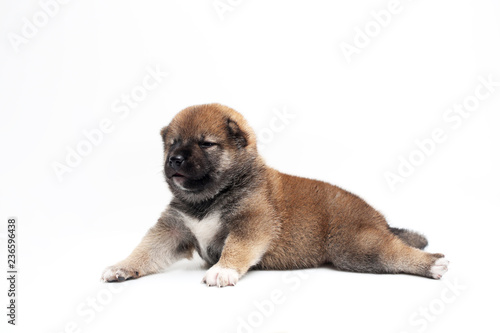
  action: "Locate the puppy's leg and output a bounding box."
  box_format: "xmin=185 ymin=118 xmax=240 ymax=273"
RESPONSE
xmin=377 ymin=235 xmax=449 ymax=279
xmin=202 ymin=233 xmax=270 ymax=287
xmin=328 ymin=229 xmax=448 ymax=279
xmin=102 ymin=214 xmax=194 ymax=282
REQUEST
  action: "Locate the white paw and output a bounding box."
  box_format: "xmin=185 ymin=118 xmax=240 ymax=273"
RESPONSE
xmin=101 ymin=266 xmax=139 ymax=282
xmin=202 ymin=265 xmax=239 ymax=287
xmin=430 ymin=257 xmax=449 ymax=279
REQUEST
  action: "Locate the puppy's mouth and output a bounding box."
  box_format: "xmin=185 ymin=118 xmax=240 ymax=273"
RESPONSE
xmin=171 ymin=172 xmax=187 ymax=187
xmin=168 ymin=170 xmax=211 ymax=192
xmin=172 ymin=173 xmax=185 ymax=178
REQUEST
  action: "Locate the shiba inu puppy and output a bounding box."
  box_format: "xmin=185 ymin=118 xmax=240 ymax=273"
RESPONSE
xmin=102 ymin=104 xmax=448 ymax=287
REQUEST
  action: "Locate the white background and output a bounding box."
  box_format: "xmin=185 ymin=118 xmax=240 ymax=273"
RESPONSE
xmin=1 ymin=0 xmax=499 ymax=332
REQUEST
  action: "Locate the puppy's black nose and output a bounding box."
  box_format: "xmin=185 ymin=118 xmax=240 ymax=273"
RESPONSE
xmin=169 ymin=155 xmax=185 ymax=170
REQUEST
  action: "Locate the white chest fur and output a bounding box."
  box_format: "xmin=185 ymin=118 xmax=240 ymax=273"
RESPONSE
xmin=181 ymin=211 xmax=221 ymax=258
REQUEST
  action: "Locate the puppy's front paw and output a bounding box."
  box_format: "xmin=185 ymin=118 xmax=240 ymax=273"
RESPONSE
xmin=429 ymin=257 xmax=449 ymax=279
xmin=101 ymin=265 xmax=141 ymax=282
xmin=202 ymin=265 xmax=239 ymax=287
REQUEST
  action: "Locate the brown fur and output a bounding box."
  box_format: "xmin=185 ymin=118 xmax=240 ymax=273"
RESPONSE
xmin=102 ymin=104 xmax=448 ymax=286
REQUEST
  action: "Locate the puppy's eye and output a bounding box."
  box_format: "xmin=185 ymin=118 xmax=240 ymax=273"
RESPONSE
xmin=199 ymin=142 xmax=217 ymax=148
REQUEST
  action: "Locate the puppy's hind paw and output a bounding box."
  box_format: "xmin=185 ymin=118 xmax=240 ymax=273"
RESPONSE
xmin=429 ymin=257 xmax=449 ymax=279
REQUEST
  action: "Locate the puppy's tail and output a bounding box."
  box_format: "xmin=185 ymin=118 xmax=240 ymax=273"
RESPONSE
xmin=389 ymin=227 xmax=428 ymax=250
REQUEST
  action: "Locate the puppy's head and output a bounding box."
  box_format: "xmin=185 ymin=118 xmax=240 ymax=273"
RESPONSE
xmin=161 ymin=104 xmax=258 ymax=202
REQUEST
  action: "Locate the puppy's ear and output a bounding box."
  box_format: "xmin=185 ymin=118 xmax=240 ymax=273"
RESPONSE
xmin=226 ymin=119 xmax=248 ymax=148
xmin=160 ymin=126 xmax=169 ymax=149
